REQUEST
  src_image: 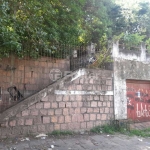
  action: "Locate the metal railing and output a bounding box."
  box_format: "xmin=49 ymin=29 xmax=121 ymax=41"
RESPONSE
xmin=0 ymin=42 xmax=112 ymax=112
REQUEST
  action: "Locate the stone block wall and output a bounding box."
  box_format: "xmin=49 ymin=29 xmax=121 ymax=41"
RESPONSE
xmin=0 ymin=69 xmax=114 ymax=137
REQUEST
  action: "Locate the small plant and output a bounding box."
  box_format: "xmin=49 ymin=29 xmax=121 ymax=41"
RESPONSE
xmin=91 ymin=120 xmax=130 ymax=135
xmin=123 ymin=33 xmax=145 ymax=50
xmin=90 ymin=123 xmax=123 ymax=134
xmin=129 ymin=128 xmax=150 ymax=137
xmin=50 ymin=130 xmax=74 ymax=136
xmin=90 ymin=125 xmax=103 ymax=134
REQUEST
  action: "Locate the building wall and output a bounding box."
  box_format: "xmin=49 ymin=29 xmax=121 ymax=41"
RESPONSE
xmin=0 ymin=69 xmax=114 ymax=137
xmin=113 ymin=42 xmax=150 ymax=120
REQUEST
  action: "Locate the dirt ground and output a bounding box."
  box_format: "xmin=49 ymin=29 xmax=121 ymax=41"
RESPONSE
xmin=0 ymin=133 xmax=150 ymax=150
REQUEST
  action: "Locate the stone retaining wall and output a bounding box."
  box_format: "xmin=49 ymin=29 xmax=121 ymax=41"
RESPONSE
xmin=0 ymin=69 xmax=114 ymax=137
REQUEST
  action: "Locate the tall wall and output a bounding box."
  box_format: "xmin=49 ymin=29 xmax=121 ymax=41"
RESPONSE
xmin=0 ymin=69 xmax=114 ymax=137
xmin=0 ymin=56 xmax=69 ymax=100
xmin=113 ymin=42 xmax=150 ymax=120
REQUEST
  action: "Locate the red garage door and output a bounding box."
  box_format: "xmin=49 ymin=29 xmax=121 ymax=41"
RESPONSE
xmin=127 ymin=80 xmax=150 ymax=122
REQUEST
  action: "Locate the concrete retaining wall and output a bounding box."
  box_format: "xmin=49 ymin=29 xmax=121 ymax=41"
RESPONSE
xmin=113 ymin=42 xmax=150 ymax=120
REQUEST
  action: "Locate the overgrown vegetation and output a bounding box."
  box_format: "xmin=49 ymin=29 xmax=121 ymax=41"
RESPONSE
xmin=115 ymin=0 xmax=150 ymax=50
xmin=90 ymin=123 xmax=150 ymax=137
xmin=129 ymin=128 xmax=150 ymax=137
xmin=1 ymin=0 xmax=150 ymax=58
xmin=0 ymin=0 xmax=120 ymax=58
xmin=90 ymin=124 xmax=125 ymax=134
xmin=123 ymin=33 xmax=145 ymax=50
xmin=49 ymin=124 xmax=150 ymax=138
xmin=88 ymin=34 xmax=112 ymax=68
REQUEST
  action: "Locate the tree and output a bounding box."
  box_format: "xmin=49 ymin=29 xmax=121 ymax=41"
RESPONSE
xmin=114 ymin=0 xmax=150 ymax=50
xmin=0 ymin=0 xmax=85 ymax=58
xmin=0 ymin=0 xmax=135 ymax=58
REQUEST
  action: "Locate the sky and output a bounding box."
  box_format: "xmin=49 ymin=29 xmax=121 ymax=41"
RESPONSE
xmin=114 ymin=0 xmax=150 ymax=15
xmin=115 ymin=0 xmax=150 ymax=8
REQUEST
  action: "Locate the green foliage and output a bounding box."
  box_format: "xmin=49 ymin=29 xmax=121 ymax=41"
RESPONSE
xmin=0 ymin=0 xmax=123 ymax=59
xmin=2 ymin=0 xmax=150 ymax=58
xmin=88 ymin=34 xmax=112 ymax=69
xmin=90 ymin=122 xmax=150 ymax=138
xmin=123 ymin=33 xmax=145 ymax=50
xmin=96 ymin=34 xmax=112 ymax=67
xmin=0 ymin=0 xmax=86 ymax=58
xmin=50 ymin=130 xmax=73 ymax=136
xmin=90 ymin=126 xmax=102 ymax=133
xmin=90 ymin=124 xmax=124 ymax=134
xmin=129 ymin=128 xmax=150 ymax=137
xmin=80 ymin=0 xmax=122 ymax=44
xmin=146 ymin=38 xmax=150 ymax=52
xmin=114 ymin=0 xmax=150 ymax=50
xmin=113 ymin=33 xmax=124 ymax=42
xmin=108 ymin=5 xmax=126 ymax=37
xmin=0 ymin=1 xmax=21 ymax=57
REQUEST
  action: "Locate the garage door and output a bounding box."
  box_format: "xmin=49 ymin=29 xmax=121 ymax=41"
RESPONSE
xmin=127 ymin=80 xmax=150 ymax=122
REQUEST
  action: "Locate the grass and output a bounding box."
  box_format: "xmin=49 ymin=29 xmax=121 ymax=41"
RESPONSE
xmin=90 ymin=124 xmax=123 ymax=134
xmin=90 ymin=123 xmax=150 ymax=137
xmin=129 ymin=128 xmax=150 ymax=137
xmin=50 ymin=130 xmax=74 ymax=136
xmin=49 ymin=123 xmax=150 ymax=137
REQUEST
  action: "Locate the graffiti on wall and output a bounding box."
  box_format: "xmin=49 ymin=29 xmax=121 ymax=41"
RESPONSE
xmin=127 ymin=81 xmax=150 ymax=121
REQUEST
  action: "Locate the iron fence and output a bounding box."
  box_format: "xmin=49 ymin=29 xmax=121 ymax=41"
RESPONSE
xmin=0 ymin=42 xmax=112 ymax=112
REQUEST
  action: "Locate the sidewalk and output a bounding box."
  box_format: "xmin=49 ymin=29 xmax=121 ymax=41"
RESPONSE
xmin=0 ymin=133 xmax=150 ymax=150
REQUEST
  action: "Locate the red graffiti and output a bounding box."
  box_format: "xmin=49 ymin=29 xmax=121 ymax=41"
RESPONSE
xmin=127 ymin=81 xmax=150 ymax=122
